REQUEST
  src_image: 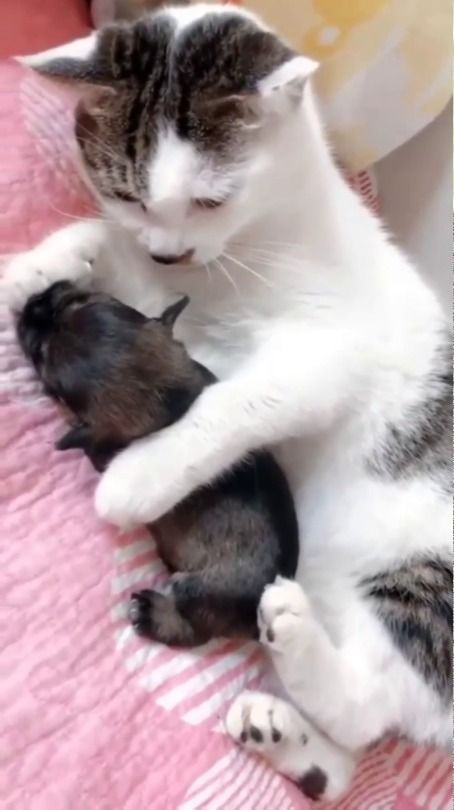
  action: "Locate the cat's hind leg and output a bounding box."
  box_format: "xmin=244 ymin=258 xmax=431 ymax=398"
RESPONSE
xmin=128 ymin=587 xmax=208 ymax=646
xmin=257 ymin=577 xmax=402 ymax=751
xmin=226 ymin=691 xmax=356 ymax=801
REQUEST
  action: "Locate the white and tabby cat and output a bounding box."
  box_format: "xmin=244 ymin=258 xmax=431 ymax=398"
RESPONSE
xmin=5 ymin=4 xmax=451 ymax=800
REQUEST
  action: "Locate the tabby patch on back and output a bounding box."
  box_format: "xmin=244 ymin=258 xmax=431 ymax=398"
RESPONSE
xmin=368 ymin=337 xmax=452 ymax=492
xmin=363 ymin=557 xmax=452 ymax=704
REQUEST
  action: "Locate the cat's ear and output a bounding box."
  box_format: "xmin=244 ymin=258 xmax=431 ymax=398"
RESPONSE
xmin=15 ymin=26 xmax=133 ymax=88
xmin=258 ymin=55 xmax=319 ymax=115
xmin=208 ymin=55 xmax=319 ymax=129
xmin=16 ymin=33 xmax=107 ymax=83
xmin=159 ymin=296 xmax=190 ymax=330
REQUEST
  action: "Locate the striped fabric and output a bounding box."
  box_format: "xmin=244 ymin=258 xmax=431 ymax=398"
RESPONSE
xmin=112 ymin=533 xmax=453 ymax=810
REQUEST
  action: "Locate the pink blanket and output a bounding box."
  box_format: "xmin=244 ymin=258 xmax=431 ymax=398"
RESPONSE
xmin=1 ymin=62 xmax=451 ymax=810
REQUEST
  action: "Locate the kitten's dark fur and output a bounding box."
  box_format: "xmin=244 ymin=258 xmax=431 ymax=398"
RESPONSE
xmin=17 ymin=281 xmax=299 ymax=646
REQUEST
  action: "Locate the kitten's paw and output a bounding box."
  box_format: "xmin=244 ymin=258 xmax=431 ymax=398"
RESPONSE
xmin=129 ymin=590 xmax=160 ymax=638
xmin=226 ymin=690 xmax=295 ymax=751
xmin=2 ymin=222 xmax=104 ymax=311
xmin=258 ymin=577 xmax=311 ymax=651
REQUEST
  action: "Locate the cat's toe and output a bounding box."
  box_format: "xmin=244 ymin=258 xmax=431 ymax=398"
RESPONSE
xmin=226 ymin=691 xmax=290 ymax=752
xmin=260 ymin=577 xmax=309 ymax=621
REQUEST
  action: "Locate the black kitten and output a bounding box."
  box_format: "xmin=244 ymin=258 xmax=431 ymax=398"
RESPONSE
xmin=17 ymin=281 xmax=299 ymax=645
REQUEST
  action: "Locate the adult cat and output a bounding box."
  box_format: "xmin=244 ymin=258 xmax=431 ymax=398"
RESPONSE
xmin=5 ymin=4 xmax=451 ymax=800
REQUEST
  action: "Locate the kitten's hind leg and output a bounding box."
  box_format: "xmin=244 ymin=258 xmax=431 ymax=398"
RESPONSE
xmin=128 ymin=588 xmax=208 ymax=646
xmin=129 ymin=568 xmax=259 ymax=646
xmin=226 ymin=691 xmax=356 ymax=801
xmin=170 ymin=569 xmax=260 ymax=640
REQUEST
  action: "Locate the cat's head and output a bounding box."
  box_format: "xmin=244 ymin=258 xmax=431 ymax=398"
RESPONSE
xmin=21 ymin=5 xmax=317 ymax=266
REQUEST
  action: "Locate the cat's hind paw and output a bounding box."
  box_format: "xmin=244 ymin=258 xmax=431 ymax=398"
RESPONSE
xmin=226 ymin=690 xmax=294 ymax=751
xmin=226 ymin=690 xmax=355 ymax=802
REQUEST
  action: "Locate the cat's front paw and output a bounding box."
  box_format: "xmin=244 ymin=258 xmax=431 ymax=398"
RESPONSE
xmin=2 ymin=222 xmax=104 ymax=311
xmin=3 ymin=248 xmax=92 ymax=312
xmin=94 ymin=453 xmax=143 ymax=529
xmin=258 ymin=576 xmax=312 ymax=652
xmin=95 ymin=432 xmax=187 ymax=528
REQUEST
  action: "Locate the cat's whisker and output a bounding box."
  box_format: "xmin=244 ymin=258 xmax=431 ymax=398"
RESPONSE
xmin=232 ymin=239 xmax=304 ymax=251
xmin=214 ymin=258 xmax=243 ymax=301
xmin=203 ymin=262 xmax=213 ymax=284
xmin=240 ymin=257 xmax=304 ymax=277
xmin=222 ymin=252 xmax=275 ymax=290
xmin=232 ymin=246 xmax=304 ymax=268
xmin=224 ymin=250 xmax=337 ymax=306
xmin=76 ymin=125 xmax=130 ymax=165
xmin=238 ymin=254 xmax=302 ymax=274
xmin=238 ymin=246 xmax=301 ymax=260
xmin=46 ymin=202 xmax=114 ymax=225
xmin=229 ymin=252 xmax=336 ymax=298
xmin=228 ymin=244 xmax=310 ymax=275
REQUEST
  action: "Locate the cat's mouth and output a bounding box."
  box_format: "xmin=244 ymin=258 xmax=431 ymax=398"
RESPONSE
xmin=150 ymin=249 xmax=195 ymax=267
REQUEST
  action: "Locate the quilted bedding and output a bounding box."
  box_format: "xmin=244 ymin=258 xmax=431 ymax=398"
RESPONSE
xmin=0 ymin=62 xmax=451 ymax=810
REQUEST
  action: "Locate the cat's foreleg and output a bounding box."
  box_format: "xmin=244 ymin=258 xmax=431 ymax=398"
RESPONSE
xmin=95 ymin=322 xmax=361 ymax=526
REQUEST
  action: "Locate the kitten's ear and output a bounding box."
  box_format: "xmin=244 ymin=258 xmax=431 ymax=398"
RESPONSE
xmin=258 ymin=55 xmax=319 ymax=115
xmin=56 ymin=424 xmax=93 ymax=452
xmin=160 ymin=296 xmax=190 ymax=330
xmin=56 ymin=426 xmax=120 ymax=471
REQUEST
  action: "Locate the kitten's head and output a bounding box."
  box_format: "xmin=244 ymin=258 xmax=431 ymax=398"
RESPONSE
xmin=21 ymin=5 xmax=317 ymax=266
xmin=17 ymin=281 xmax=207 ymax=469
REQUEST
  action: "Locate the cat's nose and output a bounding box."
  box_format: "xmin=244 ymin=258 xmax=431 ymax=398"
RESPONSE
xmin=150 ymin=249 xmax=194 ymax=266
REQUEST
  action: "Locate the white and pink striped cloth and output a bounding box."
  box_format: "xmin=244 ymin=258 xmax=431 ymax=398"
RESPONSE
xmin=0 ymin=62 xmax=451 ymax=810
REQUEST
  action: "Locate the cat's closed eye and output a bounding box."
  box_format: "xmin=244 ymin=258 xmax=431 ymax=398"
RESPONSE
xmin=192 ymin=198 xmax=225 ymax=211
xmin=113 ymin=191 xmax=140 ymax=204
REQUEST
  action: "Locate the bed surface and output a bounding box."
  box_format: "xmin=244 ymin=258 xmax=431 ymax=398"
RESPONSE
xmin=0 ymin=54 xmax=451 ymax=810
